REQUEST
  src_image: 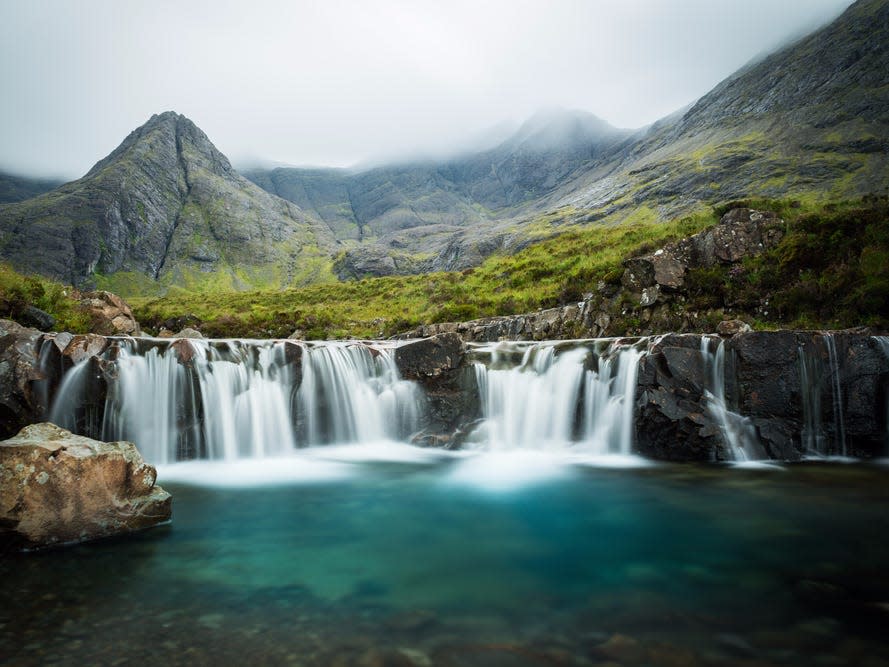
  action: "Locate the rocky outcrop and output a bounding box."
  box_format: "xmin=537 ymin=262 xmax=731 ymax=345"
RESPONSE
xmin=397 ymin=208 xmax=791 ymax=342
xmin=0 ymin=112 xmax=334 ymax=291
xmin=0 ymin=423 xmax=171 ymax=552
xmin=0 ymin=320 xmax=48 ymax=438
xmin=621 ymin=208 xmax=784 ymax=294
xmin=635 ymin=331 xmax=889 ymax=462
xmin=394 ymin=333 xmax=479 ymax=445
xmin=79 ymin=290 xmax=140 ymax=335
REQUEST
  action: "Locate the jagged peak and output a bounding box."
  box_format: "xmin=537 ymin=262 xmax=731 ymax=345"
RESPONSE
xmin=83 ymin=111 xmax=232 ymax=180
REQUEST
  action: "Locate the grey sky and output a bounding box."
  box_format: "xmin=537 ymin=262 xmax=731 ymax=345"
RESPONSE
xmin=0 ymin=0 xmax=853 ymax=179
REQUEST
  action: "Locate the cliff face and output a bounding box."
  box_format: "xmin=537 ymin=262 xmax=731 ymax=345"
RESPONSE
xmin=0 ymin=112 xmax=335 ymax=292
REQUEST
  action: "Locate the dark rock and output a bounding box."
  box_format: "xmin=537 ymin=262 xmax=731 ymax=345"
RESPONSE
xmin=394 ymin=333 xmax=464 ymax=380
xmin=0 ymin=320 xmax=47 ymax=438
xmin=19 ymin=305 xmax=55 ymax=332
xmin=0 ymin=423 xmax=172 ymax=552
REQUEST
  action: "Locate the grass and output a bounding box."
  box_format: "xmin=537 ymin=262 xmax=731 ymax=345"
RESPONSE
xmin=4 ymin=197 xmax=886 ymax=338
xmin=0 ymin=264 xmax=94 ymax=333
xmin=129 ymin=210 xmax=720 ymax=338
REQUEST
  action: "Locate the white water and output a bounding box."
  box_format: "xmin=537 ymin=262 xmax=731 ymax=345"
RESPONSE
xmin=824 ymin=334 xmax=847 ymax=456
xmin=874 ymin=336 xmax=889 ymax=454
xmin=700 ymin=337 xmax=763 ymax=461
xmin=470 ymin=341 xmax=643 ymax=455
xmin=48 ymin=338 xmax=424 ymax=464
xmin=797 ymin=334 xmax=850 ymax=457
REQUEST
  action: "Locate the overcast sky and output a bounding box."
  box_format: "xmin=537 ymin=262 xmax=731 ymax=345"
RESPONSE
xmin=0 ymin=0 xmax=853 ymax=179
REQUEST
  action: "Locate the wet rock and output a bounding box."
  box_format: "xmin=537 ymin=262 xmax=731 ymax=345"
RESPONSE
xmin=171 ymin=338 xmax=199 ymax=365
xmin=79 ymin=290 xmax=140 ymax=336
xmin=716 ymin=319 xmax=752 ymax=336
xmin=395 ymin=333 xmax=464 ymax=380
xmin=63 ymin=334 xmax=109 ymax=364
xmin=0 ymin=320 xmax=47 ymax=438
xmin=19 ymin=305 xmax=55 ymax=332
xmin=0 ymin=423 xmax=172 ymax=552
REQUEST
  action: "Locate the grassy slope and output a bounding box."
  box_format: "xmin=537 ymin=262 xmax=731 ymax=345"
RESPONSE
xmin=4 ymin=197 xmax=885 ymax=338
xmin=128 ymin=197 xmax=888 ymax=338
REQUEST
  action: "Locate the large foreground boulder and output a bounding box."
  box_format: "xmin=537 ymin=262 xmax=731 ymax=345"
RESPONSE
xmin=0 ymin=423 xmax=171 ymax=552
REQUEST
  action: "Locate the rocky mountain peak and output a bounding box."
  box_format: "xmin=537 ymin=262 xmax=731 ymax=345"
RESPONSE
xmin=0 ymin=112 xmax=333 ymax=291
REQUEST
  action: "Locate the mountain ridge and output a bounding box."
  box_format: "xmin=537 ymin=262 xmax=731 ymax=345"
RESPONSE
xmin=1 ymin=0 xmax=886 ymax=293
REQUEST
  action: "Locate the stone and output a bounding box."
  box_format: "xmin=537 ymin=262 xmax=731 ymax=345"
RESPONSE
xmin=640 ymin=285 xmax=660 ymax=307
xmin=79 ymin=290 xmax=141 ymax=336
xmin=394 ymin=333 xmax=464 ymax=380
xmin=173 ymin=327 xmax=204 ymax=339
xmin=716 ymin=319 xmax=752 ymax=336
xmin=19 ymin=305 xmax=55 ymax=332
xmin=0 ymin=423 xmax=172 ymax=552
xmin=62 ymin=333 xmax=109 ymax=364
xmin=0 ymin=320 xmax=46 ymax=438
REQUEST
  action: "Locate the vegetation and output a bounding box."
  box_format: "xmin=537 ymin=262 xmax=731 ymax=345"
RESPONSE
xmin=685 ymin=195 xmax=889 ymax=330
xmin=2 ymin=197 xmax=886 ymax=338
xmin=0 ymin=264 xmax=93 ymax=332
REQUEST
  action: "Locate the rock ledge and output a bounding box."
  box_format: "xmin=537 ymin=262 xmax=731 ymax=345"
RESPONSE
xmin=0 ymin=423 xmax=171 ymax=552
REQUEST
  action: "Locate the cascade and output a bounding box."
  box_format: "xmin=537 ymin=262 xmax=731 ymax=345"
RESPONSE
xmin=795 ymin=334 xmax=852 ymax=457
xmin=46 ymin=338 xmax=424 ymax=464
xmin=798 ymin=344 xmax=826 ymax=454
xmin=875 ymin=336 xmax=889 ymax=453
xmin=469 ymin=340 xmax=643 ymax=454
xmin=699 ymin=338 xmax=763 ymax=461
xmin=823 ymin=334 xmax=847 ymax=456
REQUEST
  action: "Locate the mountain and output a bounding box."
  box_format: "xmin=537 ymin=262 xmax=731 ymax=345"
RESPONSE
xmin=244 ymin=109 xmax=635 ymax=277
xmin=552 ymin=0 xmax=889 ymax=219
xmin=0 ymin=112 xmax=335 ymax=293
xmin=0 ymin=171 xmax=63 ymax=204
xmin=2 ymin=0 xmax=886 ymax=293
xmin=247 ymin=0 xmax=887 ymax=278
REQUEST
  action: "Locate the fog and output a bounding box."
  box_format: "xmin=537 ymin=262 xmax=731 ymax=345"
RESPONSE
xmin=0 ymin=0 xmax=853 ymax=179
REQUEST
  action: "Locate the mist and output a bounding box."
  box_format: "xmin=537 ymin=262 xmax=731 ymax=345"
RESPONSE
xmin=0 ymin=0 xmax=853 ymax=179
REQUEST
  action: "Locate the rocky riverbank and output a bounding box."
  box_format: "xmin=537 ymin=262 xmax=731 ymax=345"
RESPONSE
xmin=4 ymin=319 xmax=886 ymax=464
xmin=0 ymin=423 xmax=171 ymax=552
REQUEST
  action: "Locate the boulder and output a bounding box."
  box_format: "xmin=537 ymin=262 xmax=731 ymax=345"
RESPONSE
xmin=80 ymin=290 xmax=141 ymax=336
xmin=62 ymin=333 xmax=109 ymax=364
xmin=174 ymin=327 xmax=204 ymax=339
xmin=0 ymin=423 xmax=171 ymax=552
xmin=717 ymin=319 xmax=752 ymax=336
xmin=394 ymin=333 xmax=479 ymax=438
xmin=0 ymin=319 xmax=47 ymax=438
xmin=394 ymin=333 xmax=464 ymax=381
xmin=19 ymin=305 xmax=55 ymax=332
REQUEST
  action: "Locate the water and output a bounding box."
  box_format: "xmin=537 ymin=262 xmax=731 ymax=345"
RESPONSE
xmin=875 ymin=336 xmax=889 ymax=454
xmin=2 ymin=455 xmax=888 ymax=666
xmin=469 ymin=340 xmax=643 ymax=456
xmin=700 ymin=337 xmax=763 ymax=461
xmin=48 ymin=338 xmax=425 ymax=463
xmin=797 ymin=334 xmax=853 ymax=458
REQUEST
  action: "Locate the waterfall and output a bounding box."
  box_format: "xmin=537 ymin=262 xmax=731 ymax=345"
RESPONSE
xmin=823 ymin=334 xmax=847 ymax=456
xmin=874 ymin=336 xmax=889 ymax=453
xmin=797 ymin=334 xmax=849 ymax=457
xmin=46 ymin=338 xmax=424 ymax=464
xmin=798 ymin=344 xmax=827 ymax=455
xmin=700 ymin=338 xmax=762 ymax=461
xmin=469 ymin=340 xmax=643 ymax=454
xmin=297 ymin=343 xmax=423 ymax=445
